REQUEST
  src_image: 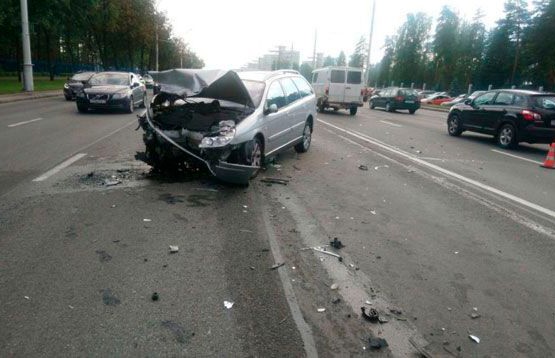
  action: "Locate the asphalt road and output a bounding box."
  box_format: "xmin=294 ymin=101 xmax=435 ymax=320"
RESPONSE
xmin=1 ymin=96 xmax=554 ymax=357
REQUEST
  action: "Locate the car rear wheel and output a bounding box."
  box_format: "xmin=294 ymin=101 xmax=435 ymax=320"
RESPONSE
xmin=295 ymin=122 xmax=312 ymax=153
xmin=409 ymin=109 xmax=416 ymax=114
xmin=447 ymin=114 xmax=463 ymax=136
xmin=349 ymin=107 xmax=358 ymax=116
xmin=497 ymin=123 xmax=518 ymax=149
xmin=127 ymin=96 xmax=134 ymax=113
xmin=77 ymin=104 xmax=88 ymax=113
xmin=370 ymin=100 xmax=375 ymax=109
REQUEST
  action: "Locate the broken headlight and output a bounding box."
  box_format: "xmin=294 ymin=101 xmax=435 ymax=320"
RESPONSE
xmin=199 ymin=120 xmax=236 ymax=148
xmin=112 ymin=92 xmax=128 ymax=99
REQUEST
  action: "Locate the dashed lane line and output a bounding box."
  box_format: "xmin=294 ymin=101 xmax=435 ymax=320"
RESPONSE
xmin=7 ymin=117 xmax=43 ymax=127
xmin=491 ymin=149 xmax=543 ymax=165
xmin=32 ymin=153 xmax=87 ymax=182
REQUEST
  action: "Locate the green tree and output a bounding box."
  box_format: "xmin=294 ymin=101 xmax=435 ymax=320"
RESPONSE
xmin=433 ymin=6 xmax=460 ymax=90
xmin=300 ymin=62 xmax=313 ymax=81
xmin=323 ymin=56 xmax=335 ymax=66
xmin=348 ymin=36 xmax=366 ymax=68
xmin=336 ymin=51 xmax=346 ymax=66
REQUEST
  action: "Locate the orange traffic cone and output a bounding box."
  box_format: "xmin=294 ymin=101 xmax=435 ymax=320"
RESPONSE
xmin=541 ymin=143 xmax=555 ymax=169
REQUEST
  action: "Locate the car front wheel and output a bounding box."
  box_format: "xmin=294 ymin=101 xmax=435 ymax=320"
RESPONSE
xmin=240 ymin=137 xmax=264 ymax=178
xmin=295 ymin=121 xmax=312 ymax=153
xmin=370 ymin=100 xmax=375 ymax=109
xmin=127 ymin=97 xmax=134 ymax=113
xmin=349 ymin=107 xmax=358 ymax=116
xmin=77 ymin=104 xmax=88 ymax=113
xmin=497 ymin=123 xmax=518 ymax=149
xmin=447 ymin=114 xmax=463 ymax=136
xmin=385 ymin=102 xmax=393 ymax=112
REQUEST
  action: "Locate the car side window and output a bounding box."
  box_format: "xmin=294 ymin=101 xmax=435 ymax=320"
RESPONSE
xmin=266 ymin=81 xmax=286 ymax=109
xmin=513 ymin=94 xmax=526 ymax=106
xmin=347 ymin=71 xmax=362 ymax=84
xmin=494 ymin=92 xmax=514 ymax=105
xmin=292 ymin=77 xmax=313 ymax=98
xmin=281 ymin=78 xmax=301 ymax=104
xmin=474 ymin=92 xmax=496 ymax=106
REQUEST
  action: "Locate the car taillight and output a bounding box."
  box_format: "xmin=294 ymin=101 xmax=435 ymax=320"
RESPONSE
xmin=521 ymin=109 xmax=542 ymax=121
xmin=395 ymin=96 xmax=404 ymax=102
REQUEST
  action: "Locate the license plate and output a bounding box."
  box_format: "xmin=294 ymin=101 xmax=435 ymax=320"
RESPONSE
xmin=90 ymin=99 xmax=106 ymax=104
xmin=405 ymin=100 xmax=414 ymax=104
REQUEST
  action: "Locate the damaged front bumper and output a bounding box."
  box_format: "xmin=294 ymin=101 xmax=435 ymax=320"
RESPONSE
xmin=138 ymin=111 xmax=259 ymax=184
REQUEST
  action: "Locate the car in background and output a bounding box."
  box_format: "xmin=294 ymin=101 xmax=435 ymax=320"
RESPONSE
xmin=441 ymin=91 xmax=486 ymax=107
xmin=63 ymin=72 xmax=95 ymax=100
xmin=138 ymin=69 xmax=316 ymax=184
xmin=311 ymin=67 xmax=364 ymax=115
xmin=417 ymin=90 xmax=436 ymax=99
xmin=143 ymin=74 xmax=155 ymax=89
xmin=447 ymin=89 xmax=555 ymax=149
xmin=369 ymin=87 xmax=420 ymax=114
xmin=76 ymin=71 xmax=147 ymax=113
xmin=421 ymin=93 xmax=452 ymax=105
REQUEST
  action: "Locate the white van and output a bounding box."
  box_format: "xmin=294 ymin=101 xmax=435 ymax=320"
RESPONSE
xmin=311 ymin=67 xmax=364 ymax=115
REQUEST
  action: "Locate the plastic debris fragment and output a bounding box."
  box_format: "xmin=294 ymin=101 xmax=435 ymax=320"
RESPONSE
xmin=169 ymin=245 xmax=179 ymax=253
xmin=224 ymin=301 xmax=234 ymax=309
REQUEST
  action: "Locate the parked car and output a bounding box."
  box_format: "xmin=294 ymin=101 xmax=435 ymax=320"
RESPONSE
xmin=417 ymin=90 xmax=436 ymax=99
xmin=447 ymin=89 xmax=555 ymax=149
xmin=311 ymin=66 xmax=364 ymax=115
xmin=75 ymin=72 xmax=147 ymax=113
xmin=137 ymin=69 xmax=316 ymax=184
xmin=421 ymin=94 xmax=453 ymax=105
xmin=441 ymin=91 xmax=487 ymax=107
xmin=369 ymin=87 xmax=420 ymax=114
xmin=63 ymin=72 xmax=95 ymax=100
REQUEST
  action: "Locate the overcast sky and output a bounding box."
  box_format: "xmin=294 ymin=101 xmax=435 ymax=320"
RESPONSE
xmin=157 ymin=0 xmax=506 ymax=69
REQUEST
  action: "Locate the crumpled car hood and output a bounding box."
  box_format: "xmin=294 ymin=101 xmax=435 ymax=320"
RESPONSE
xmin=149 ymin=69 xmax=254 ymax=109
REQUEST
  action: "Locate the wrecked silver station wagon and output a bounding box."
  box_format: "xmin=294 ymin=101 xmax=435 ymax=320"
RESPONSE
xmin=138 ymin=69 xmax=317 ymax=184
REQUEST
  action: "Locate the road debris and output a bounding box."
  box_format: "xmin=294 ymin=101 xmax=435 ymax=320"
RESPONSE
xmin=101 ymin=289 xmax=121 ymax=306
xmin=365 ymin=300 xmax=373 ymax=305
xmin=271 ymin=262 xmax=285 ymax=270
xmin=260 ymin=177 xmax=289 ymax=185
xmin=370 ymin=210 xmax=377 ymax=215
xmin=361 ymin=307 xmax=380 ymax=323
xmin=111 ymin=204 xmax=117 ymax=208
xmin=358 ymin=165 xmax=369 ymax=171
xmin=151 ymin=292 xmax=159 ymax=301
xmin=332 ymin=297 xmax=341 ymax=304
xmin=317 ymin=308 xmax=326 ymax=313
xmin=330 ymin=238 xmax=345 ymax=249
xmin=24 ymin=296 xmax=30 ymax=300
xmin=68 ymin=305 xmax=74 ymax=309
xmin=103 ymin=178 xmax=121 ymax=187
xmin=374 ymin=165 xmax=389 ymax=170
xmin=389 ymin=308 xmax=403 ymax=315
xmin=224 ymin=301 xmax=234 ymax=309
xmin=313 ymin=247 xmax=343 ymax=261
xmin=169 ymin=245 xmax=179 ymax=253
xmin=143 ymin=218 xmax=152 ymax=222
xmin=470 ymin=312 xmax=481 ymax=319
xmin=368 ymin=337 xmax=389 ymax=350
xmin=330 ymin=283 xmax=339 ymax=290
xmin=469 ymin=334 xmax=481 ymax=343
xmin=95 ymin=250 xmax=112 ymax=262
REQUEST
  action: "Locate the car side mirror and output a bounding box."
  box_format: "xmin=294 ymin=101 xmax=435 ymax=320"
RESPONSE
xmin=264 ymin=103 xmax=278 ymax=115
xmin=464 ymin=99 xmax=472 ymax=105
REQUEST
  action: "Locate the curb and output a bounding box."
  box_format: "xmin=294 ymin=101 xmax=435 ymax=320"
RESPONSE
xmin=420 ymin=105 xmax=449 ymax=113
xmin=0 ymin=91 xmax=62 ymax=104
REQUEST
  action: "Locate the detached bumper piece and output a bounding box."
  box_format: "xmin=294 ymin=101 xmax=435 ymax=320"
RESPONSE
xmin=209 ymin=161 xmax=258 ymax=185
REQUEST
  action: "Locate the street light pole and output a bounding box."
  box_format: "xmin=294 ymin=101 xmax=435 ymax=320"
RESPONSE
xmin=155 ymin=28 xmax=159 ymax=71
xmin=365 ymin=0 xmax=376 ymax=87
xmin=20 ymin=0 xmax=34 ymax=91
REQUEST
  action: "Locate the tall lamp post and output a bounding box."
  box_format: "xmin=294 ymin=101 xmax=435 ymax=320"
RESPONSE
xmin=365 ymin=0 xmax=376 ymax=87
xmin=20 ymin=0 xmax=34 ymax=91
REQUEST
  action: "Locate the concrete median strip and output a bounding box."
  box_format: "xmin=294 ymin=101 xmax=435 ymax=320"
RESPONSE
xmin=32 ymin=153 xmax=87 ymax=182
xmin=318 ymin=118 xmax=555 ymax=222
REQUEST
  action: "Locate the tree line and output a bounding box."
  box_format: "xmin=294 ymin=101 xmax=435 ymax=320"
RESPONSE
xmin=0 ymin=0 xmax=204 ymax=79
xmin=370 ymin=0 xmax=555 ymax=92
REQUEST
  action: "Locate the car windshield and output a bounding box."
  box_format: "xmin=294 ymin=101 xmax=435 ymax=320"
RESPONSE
xmin=533 ymin=96 xmax=555 ymax=109
xmin=71 ymin=73 xmax=93 ymax=81
xmin=89 ymin=73 xmax=129 ymax=86
xmin=241 ymin=80 xmax=265 ymax=107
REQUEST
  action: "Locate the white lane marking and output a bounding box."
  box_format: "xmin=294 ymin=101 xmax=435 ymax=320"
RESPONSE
xmin=7 ymin=117 xmax=43 ymax=127
xmin=491 ymin=149 xmax=543 ymax=165
xmin=32 ymin=153 xmax=87 ymax=182
xmin=379 ymin=120 xmax=402 ymax=128
xmin=318 ymin=119 xmax=555 ymax=220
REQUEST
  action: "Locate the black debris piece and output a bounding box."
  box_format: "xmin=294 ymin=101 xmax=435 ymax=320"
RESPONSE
xmin=260 ymin=178 xmax=289 ymax=185
xmin=95 ymin=250 xmax=112 ymax=263
xmin=87 ymin=172 xmax=94 ymax=178
xmin=358 ymin=165 xmax=369 ymax=171
xmin=330 ymin=238 xmax=345 ymax=249
xmin=332 ymin=297 xmax=341 ymax=304
xmin=101 ymin=289 xmax=121 ymax=306
xmin=161 ymin=320 xmax=191 ymax=344
xmin=361 ymin=307 xmax=380 ymax=323
xmin=368 ymin=337 xmax=389 ymax=350
xmin=271 ymin=262 xmax=285 ymax=270
xmin=151 ymin=292 xmax=159 ymax=301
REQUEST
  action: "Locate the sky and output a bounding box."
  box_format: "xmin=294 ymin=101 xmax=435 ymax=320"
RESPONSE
xmin=157 ymin=0 xmax=506 ymax=69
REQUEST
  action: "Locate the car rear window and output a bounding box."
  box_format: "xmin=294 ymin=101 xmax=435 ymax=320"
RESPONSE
xmin=242 ymin=80 xmax=265 ymax=107
xmin=347 ymin=71 xmax=362 ymax=84
xmin=331 ymin=70 xmax=345 ymax=84
xmin=532 ymin=96 xmax=555 ymax=109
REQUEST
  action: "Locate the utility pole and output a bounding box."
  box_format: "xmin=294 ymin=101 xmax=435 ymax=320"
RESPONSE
xmin=155 ymin=28 xmax=159 ymax=71
xmin=365 ymin=0 xmax=376 ymax=87
xmin=312 ymin=29 xmax=317 ymax=68
xmin=20 ymin=0 xmax=33 ymax=91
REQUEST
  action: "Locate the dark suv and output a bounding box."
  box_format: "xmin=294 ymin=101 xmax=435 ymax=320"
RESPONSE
xmin=369 ymin=87 xmax=420 ymax=114
xmin=447 ymin=90 xmax=555 ymax=149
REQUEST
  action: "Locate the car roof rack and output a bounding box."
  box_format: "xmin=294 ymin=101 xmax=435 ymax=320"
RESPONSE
xmin=263 ymin=70 xmax=300 ymax=80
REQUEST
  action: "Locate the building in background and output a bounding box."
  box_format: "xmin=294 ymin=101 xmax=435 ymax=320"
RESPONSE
xmin=241 ymin=45 xmax=300 ymax=71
